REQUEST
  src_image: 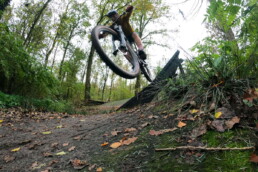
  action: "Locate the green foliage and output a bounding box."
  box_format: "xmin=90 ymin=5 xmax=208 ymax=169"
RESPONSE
xmin=0 ymin=22 xmax=59 ymax=98
xmin=195 ymin=0 xmax=258 ymax=80
xmin=0 ymin=91 xmax=21 ymax=108
xmin=185 ymin=0 xmax=258 ymax=102
xmin=160 ymin=0 xmax=258 ymax=110
xmin=0 ymin=0 xmax=11 ymax=19
xmin=0 ymin=91 xmax=73 ymax=113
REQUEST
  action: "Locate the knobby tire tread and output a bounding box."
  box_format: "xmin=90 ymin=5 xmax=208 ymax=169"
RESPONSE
xmin=91 ymin=25 xmax=140 ymax=79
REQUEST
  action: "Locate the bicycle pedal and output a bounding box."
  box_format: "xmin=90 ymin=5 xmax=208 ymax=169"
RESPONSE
xmin=113 ymin=50 xmax=118 ymax=56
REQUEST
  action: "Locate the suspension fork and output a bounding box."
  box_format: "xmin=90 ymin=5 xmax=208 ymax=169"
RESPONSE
xmin=114 ymin=25 xmax=126 ymax=50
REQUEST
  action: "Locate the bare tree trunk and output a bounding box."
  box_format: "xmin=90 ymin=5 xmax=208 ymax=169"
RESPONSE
xmin=51 ymin=42 xmax=59 ymax=72
xmin=58 ymin=25 xmax=76 ymax=80
xmin=84 ymin=45 xmax=95 ymax=102
xmin=101 ymin=67 xmax=109 ymax=101
xmin=45 ymin=33 xmax=58 ymax=67
xmin=23 ymin=0 xmax=52 ymax=47
xmin=134 ymin=74 xmax=141 ymax=95
xmin=108 ymin=73 xmax=115 ymax=101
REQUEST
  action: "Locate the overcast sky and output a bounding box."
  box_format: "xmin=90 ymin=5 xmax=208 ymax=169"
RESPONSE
xmin=147 ymin=0 xmax=209 ymax=68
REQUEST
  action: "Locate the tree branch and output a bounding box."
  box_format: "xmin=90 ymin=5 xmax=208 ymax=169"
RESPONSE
xmin=155 ymin=146 xmax=255 ymax=151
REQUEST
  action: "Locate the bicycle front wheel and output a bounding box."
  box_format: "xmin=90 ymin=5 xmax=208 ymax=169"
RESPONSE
xmin=91 ymin=25 xmax=140 ymax=79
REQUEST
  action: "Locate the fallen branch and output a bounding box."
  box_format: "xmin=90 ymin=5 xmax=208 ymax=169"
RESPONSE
xmin=155 ymin=146 xmax=255 ymax=151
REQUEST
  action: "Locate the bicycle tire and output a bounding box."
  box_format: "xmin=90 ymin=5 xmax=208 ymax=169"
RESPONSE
xmin=91 ymin=25 xmax=140 ymax=79
xmin=140 ymin=62 xmax=153 ymax=82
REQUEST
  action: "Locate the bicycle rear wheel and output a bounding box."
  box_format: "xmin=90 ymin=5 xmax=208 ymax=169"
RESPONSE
xmin=91 ymin=25 xmax=140 ymax=79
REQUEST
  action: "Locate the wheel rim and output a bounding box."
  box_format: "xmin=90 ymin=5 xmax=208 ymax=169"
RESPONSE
xmin=95 ymin=27 xmax=139 ymax=78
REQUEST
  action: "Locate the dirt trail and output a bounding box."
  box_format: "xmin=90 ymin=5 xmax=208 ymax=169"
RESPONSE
xmin=0 ymin=107 xmax=147 ymax=171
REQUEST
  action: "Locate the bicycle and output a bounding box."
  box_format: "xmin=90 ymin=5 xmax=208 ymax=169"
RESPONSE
xmin=91 ymin=12 xmax=153 ymax=82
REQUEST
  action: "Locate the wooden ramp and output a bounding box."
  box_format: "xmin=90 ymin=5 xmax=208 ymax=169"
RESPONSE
xmin=119 ymin=50 xmax=183 ymax=109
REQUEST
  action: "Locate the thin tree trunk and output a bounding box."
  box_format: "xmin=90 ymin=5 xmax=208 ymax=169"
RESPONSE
xmin=84 ymin=45 xmax=95 ymax=102
xmin=108 ymin=73 xmax=115 ymax=101
xmin=51 ymin=42 xmax=59 ymax=72
xmin=58 ymin=25 xmax=76 ymax=80
xmin=101 ymin=67 xmax=109 ymax=101
xmin=134 ymin=75 xmax=141 ymax=95
xmin=81 ymin=64 xmax=86 ymax=82
xmin=45 ymin=33 xmax=58 ymax=67
xmin=23 ymin=0 xmax=52 ymax=47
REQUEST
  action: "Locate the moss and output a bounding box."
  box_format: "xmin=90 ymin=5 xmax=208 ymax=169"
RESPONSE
xmin=200 ymin=130 xmax=257 ymax=171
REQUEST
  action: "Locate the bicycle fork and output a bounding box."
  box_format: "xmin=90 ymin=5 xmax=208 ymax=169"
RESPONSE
xmin=112 ymin=25 xmax=127 ymax=56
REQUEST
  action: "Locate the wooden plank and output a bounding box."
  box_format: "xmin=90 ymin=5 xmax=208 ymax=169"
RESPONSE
xmin=120 ymin=50 xmax=182 ymax=109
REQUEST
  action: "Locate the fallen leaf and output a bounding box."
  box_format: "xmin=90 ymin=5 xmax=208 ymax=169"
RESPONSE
xmin=149 ymin=128 xmax=177 ymax=136
xmin=124 ymin=128 xmax=137 ymax=132
xmin=178 ymin=121 xmax=187 ymax=128
xmin=225 ymin=116 xmax=240 ymax=129
xmin=51 ymin=142 xmax=58 ymax=148
xmin=161 ymin=128 xmax=178 ymax=133
xmin=63 ymin=143 xmax=69 ymax=147
xmin=31 ymin=162 xmax=46 ymax=170
xmin=42 ymin=131 xmax=52 ymax=135
xmin=11 ymin=147 xmax=20 ymax=152
xmin=243 ymin=88 xmax=258 ymax=102
xmin=189 ymin=109 xmax=199 ymax=114
xmin=119 ymin=137 xmax=127 ymax=142
xmin=215 ymin=107 xmax=235 ymax=119
xmin=149 ymin=130 xmax=162 ymax=136
xmin=4 ymin=155 xmax=15 ymax=162
xmin=191 ymin=124 xmax=207 ymax=139
xmin=96 ymin=167 xmax=103 ymax=172
xmin=88 ymin=164 xmax=97 ymax=171
xmin=148 ymin=115 xmax=159 ymax=119
xmin=101 ymin=142 xmax=109 ymax=147
xmin=111 ymin=131 xmax=121 ymax=136
xmin=70 ymin=159 xmax=88 ymax=170
xmin=250 ymin=153 xmax=258 ymax=163
xmin=215 ymin=112 xmax=222 ymax=119
xmin=40 ymin=170 xmax=49 ymax=172
xmin=123 ymin=133 xmax=130 ymax=136
xmin=211 ymin=120 xmax=225 ymax=132
xmin=209 ymin=102 xmax=216 ymax=111
xmin=73 ymin=136 xmax=81 ymax=140
xmin=55 ymin=151 xmax=67 ymax=156
xmin=68 ymin=146 xmax=76 ymax=151
xmin=56 ymin=125 xmax=63 ymax=129
xmin=121 ymin=137 xmax=138 ymax=145
xmin=48 ymin=160 xmax=59 ymax=166
xmin=140 ymin=122 xmax=149 ymax=128
xmin=0 ymin=120 xmax=3 ymax=123
xmin=163 ymin=114 xmax=174 ymax=119
xmin=110 ymin=142 xmax=121 ymax=149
